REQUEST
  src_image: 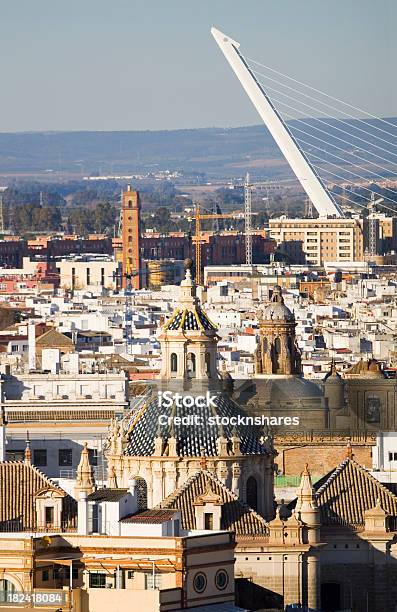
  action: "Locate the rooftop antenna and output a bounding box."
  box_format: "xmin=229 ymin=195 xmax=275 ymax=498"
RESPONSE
xmin=211 ymin=27 xmax=343 ymax=219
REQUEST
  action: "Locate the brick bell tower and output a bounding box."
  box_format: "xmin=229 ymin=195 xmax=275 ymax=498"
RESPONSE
xmin=121 ymin=185 xmax=141 ymax=290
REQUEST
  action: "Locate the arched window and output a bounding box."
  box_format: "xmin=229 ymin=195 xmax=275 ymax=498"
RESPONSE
xmin=187 ymin=353 xmax=196 ymax=378
xmin=171 ymin=353 xmax=178 ymax=373
xmin=274 ymin=337 xmax=281 ymax=355
xmin=366 ymin=395 xmax=380 ymax=423
xmin=263 ymin=338 xmax=268 ymax=353
xmin=287 ymin=336 xmax=293 ymax=353
xmin=132 ymin=476 xmax=148 ymax=510
xmin=246 ymin=476 xmax=258 ymax=511
xmin=128 ymin=200 xmax=133 ymax=208
xmin=205 ymin=352 xmax=211 ymax=376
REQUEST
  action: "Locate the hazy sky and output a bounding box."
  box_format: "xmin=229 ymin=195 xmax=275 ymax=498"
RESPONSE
xmin=1 ymin=0 xmax=396 ymax=132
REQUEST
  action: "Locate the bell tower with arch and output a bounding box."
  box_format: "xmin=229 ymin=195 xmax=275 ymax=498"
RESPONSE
xmin=256 ymin=285 xmax=301 ymax=376
xmin=158 ymin=259 xmax=219 ymax=386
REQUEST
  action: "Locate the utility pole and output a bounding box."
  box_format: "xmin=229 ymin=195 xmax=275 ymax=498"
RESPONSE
xmin=244 ymin=173 xmax=252 ymax=266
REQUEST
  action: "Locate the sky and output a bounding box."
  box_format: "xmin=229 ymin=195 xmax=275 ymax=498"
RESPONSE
xmin=0 ymin=0 xmax=396 ymax=132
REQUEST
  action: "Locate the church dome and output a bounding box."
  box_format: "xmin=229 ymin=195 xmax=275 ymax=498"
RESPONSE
xmin=124 ymin=393 xmax=271 ymax=458
xmin=250 ymin=376 xmax=323 ymax=404
xmin=161 ymin=262 xmax=217 ymax=333
xmin=164 ymin=306 xmax=217 ymax=332
xmin=261 ymin=285 xmax=295 ymax=322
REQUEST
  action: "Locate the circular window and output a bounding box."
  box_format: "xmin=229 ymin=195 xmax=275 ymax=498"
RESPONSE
xmin=193 ymin=572 xmax=207 ymax=593
xmin=215 ymin=569 xmax=229 ymax=591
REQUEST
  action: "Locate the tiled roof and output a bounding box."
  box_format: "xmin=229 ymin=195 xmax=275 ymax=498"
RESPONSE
xmin=164 ymin=307 xmax=217 ymax=332
xmin=314 ymin=458 xmax=397 ymax=527
xmin=156 ymin=470 xmax=268 ymax=536
xmin=87 ymin=488 xmax=128 ymax=502
xmin=120 ymin=509 xmax=178 ymax=523
xmin=36 ymin=329 xmax=74 ymax=347
xmin=0 ymin=461 xmax=77 ymax=531
xmin=125 ymin=393 xmax=269 ymax=457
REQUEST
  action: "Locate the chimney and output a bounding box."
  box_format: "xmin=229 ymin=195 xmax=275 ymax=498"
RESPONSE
xmin=77 ymin=491 xmax=89 ymax=535
xmin=127 ymin=478 xmax=138 ymax=515
xmin=28 ymin=321 xmax=36 ymax=371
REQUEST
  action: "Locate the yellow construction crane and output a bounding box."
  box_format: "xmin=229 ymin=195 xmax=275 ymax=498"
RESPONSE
xmin=193 ymin=203 xmax=239 ymax=285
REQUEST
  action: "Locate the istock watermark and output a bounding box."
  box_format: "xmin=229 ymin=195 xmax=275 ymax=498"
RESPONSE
xmin=157 ymin=390 xmax=218 ymax=408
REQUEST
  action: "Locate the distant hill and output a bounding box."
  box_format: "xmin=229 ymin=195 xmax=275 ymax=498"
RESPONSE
xmin=0 ymin=118 xmax=395 ymax=180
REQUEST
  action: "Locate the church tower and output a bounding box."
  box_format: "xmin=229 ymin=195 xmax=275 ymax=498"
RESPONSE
xmin=121 ymin=185 xmax=141 ymax=290
xmin=256 ymin=285 xmax=301 ymax=375
xmin=157 ymin=259 xmax=219 ymax=386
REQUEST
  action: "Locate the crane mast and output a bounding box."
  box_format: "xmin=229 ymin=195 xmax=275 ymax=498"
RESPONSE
xmin=244 ymin=173 xmax=253 ymax=265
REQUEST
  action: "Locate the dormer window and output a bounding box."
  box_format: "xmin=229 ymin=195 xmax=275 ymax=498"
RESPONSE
xmin=204 ymin=512 xmax=213 ymax=530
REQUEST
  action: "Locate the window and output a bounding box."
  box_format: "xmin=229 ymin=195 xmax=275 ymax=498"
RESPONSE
xmin=144 ymin=573 xmax=162 ymax=590
xmin=42 ymin=570 xmax=49 ymax=582
xmin=101 ymin=268 xmax=105 ymax=286
xmin=246 ymin=476 xmax=258 ymax=511
xmin=45 ymin=506 xmax=54 ymax=525
xmin=193 ymin=573 xmax=207 ymax=594
xmin=215 ymin=569 xmax=229 ymax=591
xmin=11 ymin=345 xmax=19 ymax=352
xmin=133 ymin=476 xmax=148 ymax=510
xmin=388 ymin=452 xmax=397 ymax=461
xmin=34 ymin=449 xmax=47 ymax=466
xmin=92 ymin=504 xmax=99 ymax=533
xmin=205 ymin=352 xmax=211 ymax=375
xmin=170 ymin=353 xmax=178 ymax=373
xmin=59 ymin=449 xmax=72 ymax=466
xmin=6 ymin=450 xmax=24 ymax=462
xmin=187 ymin=353 xmax=196 ymax=378
xmin=127 ymin=570 xmax=134 ymax=580
xmin=89 ymin=573 xmax=106 ymax=588
xmin=0 ymin=580 xmax=16 ymax=603
xmin=86 ymin=268 xmax=90 ymax=285
xmin=204 ymin=513 xmax=213 ymax=530
xmin=88 ymin=448 xmax=98 ymax=466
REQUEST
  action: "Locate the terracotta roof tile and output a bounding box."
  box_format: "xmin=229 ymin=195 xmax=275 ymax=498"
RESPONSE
xmin=156 ymin=470 xmax=268 ymax=536
xmin=315 ymin=458 xmax=397 ymax=527
xmin=0 ymin=461 xmax=76 ymax=531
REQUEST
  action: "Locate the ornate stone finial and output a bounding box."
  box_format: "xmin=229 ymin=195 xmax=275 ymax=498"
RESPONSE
xmin=24 ymin=433 xmax=31 ymax=466
xmin=108 ymin=465 xmax=117 ymax=488
xmin=271 ymin=285 xmax=284 ymax=303
xmin=296 ymin=463 xmax=317 ymax=511
xmin=200 ymin=447 xmax=207 ymax=470
xmin=345 ymin=440 xmax=354 ymax=460
xmin=74 ymin=442 xmax=95 ymax=499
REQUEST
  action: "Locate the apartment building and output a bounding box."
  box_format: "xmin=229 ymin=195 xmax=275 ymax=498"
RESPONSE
xmin=269 ymin=217 xmax=364 ymax=265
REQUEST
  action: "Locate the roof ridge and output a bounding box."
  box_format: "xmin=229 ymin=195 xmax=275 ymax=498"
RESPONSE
xmin=349 ymin=457 xmax=397 ymax=503
xmin=0 ymin=460 xmax=68 ymax=494
xmin=200 ymin=469 xmax=268 ymax=524
xmin=315 ymin=458 xmax=349 ymax=498
xmin=316 ymin=457 xmax=397 ymax=506
xmin=156 ymin=470 xmax=203 ymax=508
xmin=157 ymin=468 xmax=267 ymax=525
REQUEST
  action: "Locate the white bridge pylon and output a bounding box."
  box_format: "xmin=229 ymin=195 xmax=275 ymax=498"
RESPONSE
xmin=211 ymin=27 xmax=344 ymax=219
